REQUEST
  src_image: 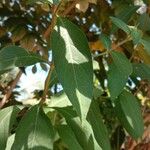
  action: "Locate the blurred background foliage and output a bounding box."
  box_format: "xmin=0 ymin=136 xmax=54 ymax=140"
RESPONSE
xmin=0 ymin=0 xmax=150 ymax=149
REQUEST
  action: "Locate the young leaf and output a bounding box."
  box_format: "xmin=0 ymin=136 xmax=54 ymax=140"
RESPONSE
xmin=0 ymin=106 xmax=19 ymax=149
xmin=51 ymin=17 xmax=93 ymax=120
xmin=114 ymin=90 xmax=144 ymax=139
xmin=57 ymin=125 xmax=83 ymax=150
xmin=107 ymin=51 xmax=132 ymax=100
xmin=12 ymin=105 xmax=55 ymax=150
xmin=87 ymin=100 xmax=111 ymax=150
xmin=0 ymin=45 xmax=46 ymax=71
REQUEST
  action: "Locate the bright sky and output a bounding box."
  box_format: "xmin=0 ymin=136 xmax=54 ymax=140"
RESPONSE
xmin=16 ymin=63 xmax=48 ymax=101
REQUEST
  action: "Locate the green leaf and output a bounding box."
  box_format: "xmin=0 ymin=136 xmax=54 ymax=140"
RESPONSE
xmin=132 ymin=63 xmax=150 ymax=82
xmin=99 ymin=34 xmax=111 ymax=50
xmin=110 ymin=17 xmax=130 ymax=34
xmin=0 ymin=45 xmax=46 ymax=71
xmin=51 ymin=17 xmax=93 ymax=120
xmin=114 ymin=90 xmax=144 ymax=139
xmin=57 ymin=125 xmax=83 ymax=150
xmin=87 ymin=100 xmax=111 ymax=150
xmin=12 ymin=105 xmax=55 ymax=150
xmin=55 ymin=107 xmax=101 ymax=150
xmin=112 ymin=5 xmax=139 ymax=32
xmin=107 ymin=51 xmax=132 ymax=100
xmin=0 ymin=106 xmax=19 ymax=149
xmin=129 ymin=26 xmax=142 ymax=45
xmin=116 ymin=5 xmax=139 ymax=23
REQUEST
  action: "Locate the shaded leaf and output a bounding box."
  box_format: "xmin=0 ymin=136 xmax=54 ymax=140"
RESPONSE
xmin=57 ymin=125 xmax=83 ymax=150
xmin=132 ymin=63 xmax=150 ymax=82
xmin=114 ymin=90 xmax=144 ymax=139
xmin=99 ymin=34 xmax=111 ymax=50
xmin=0 ymin=45 xmax=46 ymax=71
xmin=107 ymin=51 xmax=132 ymax=100
xmin=112 ymin=5 xmax=139 ymax=32
xmin=0 ymin=106 xmax=19 ymax=149
xmin=87 ymin=100 xmax=111 ymax=150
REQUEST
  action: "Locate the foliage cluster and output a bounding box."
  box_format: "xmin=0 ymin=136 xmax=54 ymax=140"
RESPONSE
xmin=0 ymin=0 xmax=150 ymax=149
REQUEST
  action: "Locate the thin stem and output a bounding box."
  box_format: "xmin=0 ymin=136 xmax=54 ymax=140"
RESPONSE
xmin=44 ymin=2 xmax=62 ymax=39
xmin=0 ymin=70 xmax=22 ymax=109
xmin=92 ymin=50 xmax=108 ymax=58
xmin=62 ymin=0 xmax=80 ymax=16
xmin=40 ymin=64 xmax=54 ymax=104
xmin=41 ymin=2 xmax=61 ymax=104
xmin=113 ymin=36 xmax=131 ymax=50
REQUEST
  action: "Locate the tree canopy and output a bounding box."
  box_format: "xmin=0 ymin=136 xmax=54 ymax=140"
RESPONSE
xmin=0 ymin=0 xmax=150 ymax=149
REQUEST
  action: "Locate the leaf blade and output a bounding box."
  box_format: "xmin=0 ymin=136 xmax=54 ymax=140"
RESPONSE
xmin=0 ymin=45 xmax=46 ymax=71
xmin=107 ymin=51 xmax=132 ymax=100
xmin=12 ymin=105 xmax=55 ymax=150
xmin=51 ymin=17 xmax=93 ymax=120
xmin=114 ymin=90 xmax=144 ymax=139
xmin=0 ymin=106 xmax=19 ymax=149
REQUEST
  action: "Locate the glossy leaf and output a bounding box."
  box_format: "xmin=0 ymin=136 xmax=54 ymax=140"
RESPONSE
xmin=107 ymin=51 xmax=132 ymax=100
xmin=12 ymin=105 xmax=55 ymax=150
xmin=87 ymin=100 xmax=111 ymax=150
xmin=51 ymin=17 xmax=93 ymax=120
xmin=114 ymin=90 xmax=144 ymax=139
xmin=0 ymin=106 xmax=19 ymax=149
xmin=0 ymin=45 xmax=46 ymax=71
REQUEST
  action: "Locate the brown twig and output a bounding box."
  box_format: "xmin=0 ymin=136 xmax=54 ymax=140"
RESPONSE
xmin=62 ymin=0 xmax=80 ymax=16
xmin=40 ymin=63 xmax=54 ymax=104
xmin=0 ymin=70 xmax=22 ymax=109
xmin=113 ymin=37 xmax=131 ymax=50
xmin=44 ymin=3 xmax=62 ymax=39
